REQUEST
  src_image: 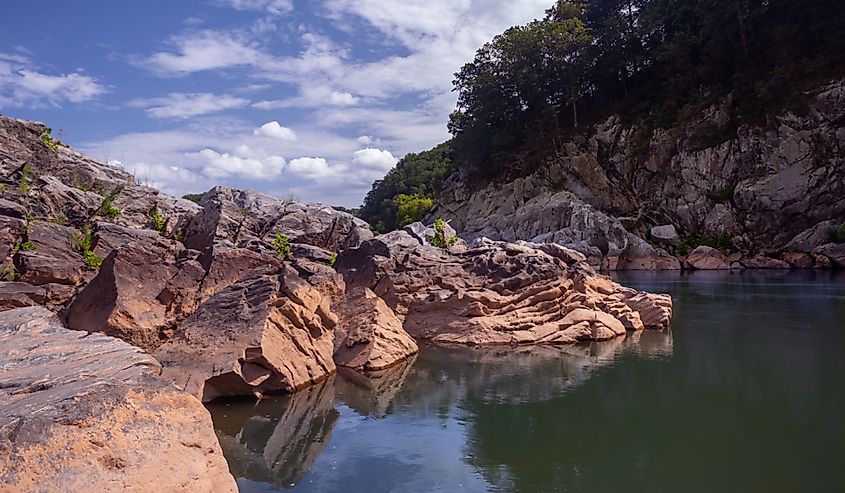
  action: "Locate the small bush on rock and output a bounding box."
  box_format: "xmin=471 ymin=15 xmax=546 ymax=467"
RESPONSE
xmin=148 ymin=206 xmax=166 ymax=234
xmin=271 ymin=233 xmax=291 ymax=261
xmin=72 ymin=225 xmax=103 ymax=270
xmin=430 ymin=218 xmax=458 ymax=248
xmin=831 ymin=223 xmax=845 ymax=243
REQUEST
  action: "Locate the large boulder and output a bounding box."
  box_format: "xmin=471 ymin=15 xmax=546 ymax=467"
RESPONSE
xmin=815 ymin=243 xmax=845 ymax=268
xmin=15 ymin=220 xmax=86 ymax=286
xmin=155 ymin=266 xmax=337 ymax=402
xmin=685 ymin=246 xmax=730 ymax=270
xmin=333 ymin=287 xmax=418 ymax=371
xmin=0 ymin=307 xmax=237 ymax=492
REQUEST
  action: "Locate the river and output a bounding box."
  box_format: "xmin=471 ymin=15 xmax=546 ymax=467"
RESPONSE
xmin=208 ymin=270 xmax=845 ymax=492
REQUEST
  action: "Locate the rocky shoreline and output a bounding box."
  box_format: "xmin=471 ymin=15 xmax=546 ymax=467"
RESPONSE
xmin=431 ymin=80 xmax=845 ymax=272
xmin=0 ymin=116 xmax=674 ymax=491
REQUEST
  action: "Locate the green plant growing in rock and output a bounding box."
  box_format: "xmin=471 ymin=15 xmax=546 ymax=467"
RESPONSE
xmin=677 ymin=233 xmax=735 ymax=256
xmin=705 ymin=183 xmax=736 ymax=203
xmin=148 ymin=206 xmax=166 ymax=234
xmin=831 ymin=223 xmax=845 ymax=243
xmin=329 ymin=252 xmax=337 ymax=266
xmin=271 ymin=233 xmax=291 ymax=261
xmin=72 ymin=225 xmax=103 ymax=270
xmin=96 ymin=185 xmax=123 ymax=220
xmin=0 ymin=183 xmax=7 ymax=191
xmin=50 ymin=212 xmax=69 ymax=226
xmin=430 ymin=218 xmax=458 ymax=248
xmin=39 ymin=128 xmax=61 ymax=153
xmin=17 ymin=241 xmax=35 ymax=252
xmin=1 ymin=263 xmax=18 ymax=281
xmin=19 ymin=164 xmax=33 ymax=194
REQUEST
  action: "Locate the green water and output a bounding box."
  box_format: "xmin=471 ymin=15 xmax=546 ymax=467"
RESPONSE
xmin=208 ymin=271 xmax=845 ymax=492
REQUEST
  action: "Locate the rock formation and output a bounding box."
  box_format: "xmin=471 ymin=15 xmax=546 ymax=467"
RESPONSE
xmin=0 ymin=307 xmax=237 ymax=492
xmin=432 ymin=80 xmax=845 ymax=270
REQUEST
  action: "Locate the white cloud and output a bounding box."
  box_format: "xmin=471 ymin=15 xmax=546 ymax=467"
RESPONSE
xmin=197 ymin=148 xmax=285 ymax=180
xmin=253 ymin=121 xmax=297 ymax=141
xmin=287 ymin=157 xmax=335 ymax=179
xmin=352 ymin=148 xmax=397 ymax=171
xmin=140 ymin=30 xmax=264 ymax=74
xmin=217 ymin=0 xmax=293 ymax=15
xmin=128 ymin=92 xmax=249 ymax=119
xmin=0 ymin=53 xmax=105 ymax=108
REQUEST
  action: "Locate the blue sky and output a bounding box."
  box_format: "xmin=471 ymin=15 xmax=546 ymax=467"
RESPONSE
xmin=0 ymin=0 xmax=550 ymax=206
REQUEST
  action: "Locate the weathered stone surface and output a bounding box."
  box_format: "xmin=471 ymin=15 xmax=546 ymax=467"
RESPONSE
xmin=0 ymin=307 xmax=237 ymax=493
xmin=337 ymin=233 xmax=672 ymax=346
xmin=741 ymin=255 xmax=791 ymax=269
xmin=333 ymin=287 xmax=418 ymax=371
xmin=183 ymin=187 xmax=372 ymax=252
xmin=686 ymin=246 xmax=730 ymax=270
xmin=0 ymin=215 xmax=24 ymax=263
xmin=432 ymin=81 xmax=845 ymax=266
xmin=0 ymin=282 xmax=47 ymax=310
xmin=155 ymin=266 xmax=337 ymax=402
xmin=782 ymin=251 xmax=815 ymax=269
xmin=815 ymin=243 xmax=845 ymax=268
xmin=66 ymin=243 xmax=179 ymax=350
xmin=92 ymin=221 xmax=181 ymax=259
xmin=617 ymin=233 xmax=681 ymax=270
xmin=15 ymin=220 xmax=86 ymax=286
xmin=650 ymin=224 xmax=679 ymax=245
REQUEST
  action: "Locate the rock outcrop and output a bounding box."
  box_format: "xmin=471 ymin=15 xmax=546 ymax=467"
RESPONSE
xmin=432 ymin=80 xmax=845 ymax=270
xmin=0 ymin=307 xmax=236 ymax=492
xmin=336 ymin=227 xmax=672 ymax=346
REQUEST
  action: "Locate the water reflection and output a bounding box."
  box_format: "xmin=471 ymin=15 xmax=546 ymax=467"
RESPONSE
xmin=209 ymin=330 xmax=673 ymax=491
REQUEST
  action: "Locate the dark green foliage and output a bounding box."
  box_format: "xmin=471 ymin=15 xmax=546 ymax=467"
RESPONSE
xmin=360 ymin=142 xmax=454 ymax=233
xmin=17 ymin=241 xmax=35 ymax=252
xmin=271 ymin=233 xmax=291 ymax=261
xmin=332 ymin=205 xmax=360 ymax=216
xmin=71 ymin=225 xmax=103 ymax=270
xmin=449 ymin=0 xmax=845 ymax=178
xmin=677 ymin=233 xmax=735 ymax=256
xmin=182 ymin=193 xmax=204 ymax=203
xmin=97 ymin=185 xmax=123 ymax=220
xmin=831 ymin=223 xmax=845 ymax=244
xmin=706 ymin=183 xmax=736 ymax=203
xmin=430 ymin=218 xmax=458 ymax=248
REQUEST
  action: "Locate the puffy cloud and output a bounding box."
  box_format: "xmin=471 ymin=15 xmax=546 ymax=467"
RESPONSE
xmin=253 ymin=121 xmax=297 ymax=141
xmin=197 ymin=148 xmax=285 ymax=179
xmin=287 ymin=157 xmax=334 ymax=179
xmin=352 ymin=148 xmax=397 ymax=171
xmin=0 ymin=52 xmax=105 ymax=108
xmin=140 ymin=30 xmax=264 ymax=74
xmin=128 ymin=92 xmax=249 ymax=119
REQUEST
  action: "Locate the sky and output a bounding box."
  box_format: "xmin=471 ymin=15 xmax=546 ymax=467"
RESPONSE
xmin=0 ymin=0 xmax=551 ymax=206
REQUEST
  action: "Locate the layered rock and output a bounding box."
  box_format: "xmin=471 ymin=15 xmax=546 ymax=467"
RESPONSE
xmin=336 ymin=225 xmax=672 ymax=346
xmin=0 ymin=307 xmax=236 ymax=492
xmin=432 ymin=80 xmax=845 ymax=269
xmin=155 ymin=266 xmax=337 ymax=402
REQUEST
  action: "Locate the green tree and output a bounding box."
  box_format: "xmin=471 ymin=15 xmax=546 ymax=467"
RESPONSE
xmin=394 ymin=194 xmax=434 ymax=228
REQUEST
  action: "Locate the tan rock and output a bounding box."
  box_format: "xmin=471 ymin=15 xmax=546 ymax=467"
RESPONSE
xmin=0 ymin=307 xmax=236 ymax=493
xmin=782 ymin=251 xmax=815 ymax=269
xmin=333 ymin=287 xmax=418 ymax=371
xmin=741 ymin=255 xmax=791 ymax=269
xmin=155 ymin=266 xmax=337 ymax=402
xmin=686 ymin=246 xmax=730 ymax=270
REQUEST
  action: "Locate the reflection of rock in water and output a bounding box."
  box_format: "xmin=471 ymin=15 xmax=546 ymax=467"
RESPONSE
xmin=335 ymin=354 xmax=418 ymax=417
xmin=394 ymin=330 xmax=673 ymax=409
xmin=208 ymin=376 xmax=339 ymax=488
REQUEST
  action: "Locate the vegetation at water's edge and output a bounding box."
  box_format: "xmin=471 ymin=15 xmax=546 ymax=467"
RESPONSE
xmin=677 ymin=233 xmax=735 ymax=256
xmin=359 ymin=142 xmax=453 ymax=233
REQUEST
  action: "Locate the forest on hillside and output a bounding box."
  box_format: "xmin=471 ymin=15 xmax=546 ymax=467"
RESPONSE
xmin=360 ymin=0 xmax=845 ymax=232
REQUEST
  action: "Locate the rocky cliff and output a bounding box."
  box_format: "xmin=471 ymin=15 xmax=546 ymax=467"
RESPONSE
xmin=0 ymin=114 xmax=675 ymax=490
xmin=432 ymin=80 xmax=845 ymax=271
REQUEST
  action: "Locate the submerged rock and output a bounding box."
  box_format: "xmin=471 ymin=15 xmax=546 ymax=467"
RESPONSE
xmin=0 ymin=307 xmax=236 ymax=493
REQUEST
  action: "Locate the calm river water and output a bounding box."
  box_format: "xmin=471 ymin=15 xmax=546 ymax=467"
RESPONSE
xmin=208 ymin=270 xmax=845 ymax=492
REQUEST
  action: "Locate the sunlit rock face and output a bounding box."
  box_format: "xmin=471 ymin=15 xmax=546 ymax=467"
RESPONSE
xmin=0 ymin=307 xmax=237 ymax=493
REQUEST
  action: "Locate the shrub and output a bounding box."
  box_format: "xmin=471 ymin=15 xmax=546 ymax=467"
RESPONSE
xmin=831 ymin=223 xmax=845 ymax=244
xmin=394 ymin=193 xmax=434 ymax=228
xmin=72 ymin=225 xmax=103 ymax=270
xmin=430 ymin=218 xmax=458 ymax=248
xmin=148 ymin=206 xmax=166 ymax=234
xmin=17 ymin=241 xmax=35 ymax=252
xmin=271 ymin=233 xmax=291 ymax=261
xmin=182 ymin=193 xmax=204 ymax=203
xmin=677 ymin=233 xmax=734 ymax=256
xmin=39 ymin=128 xmax=61 ymax=153
xmin=1 ymin=263 xmax=18 ymax=281
xmin=97 ymin=185 xmax=123 ymax=220
xmin=19 ymin=163 xmax=33 ymax=194
xmin=329 ymin=252 xmax=337 ymax=266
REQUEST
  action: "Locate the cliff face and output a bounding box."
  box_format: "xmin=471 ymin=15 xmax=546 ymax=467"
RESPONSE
xmin=432 ymin=80 xmax=845 ymax=269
